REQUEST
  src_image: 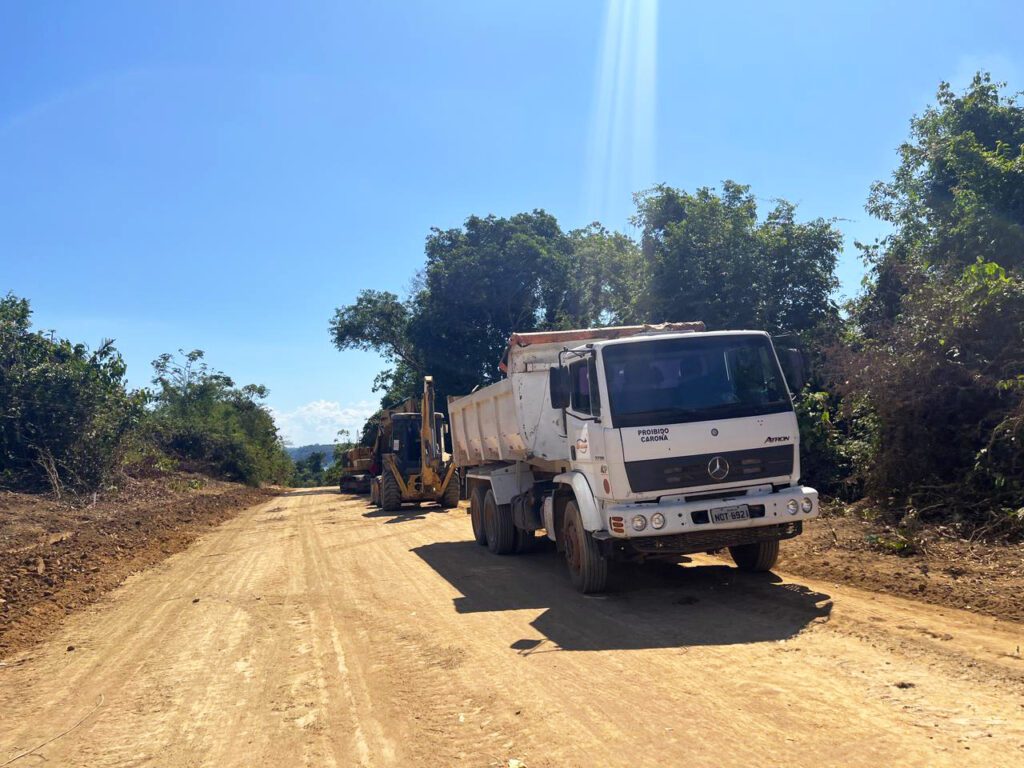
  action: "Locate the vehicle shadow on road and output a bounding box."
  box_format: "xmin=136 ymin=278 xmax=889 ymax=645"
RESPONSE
xmin=363 ymin=506 xmax=451 ymax=525
xmin=412 ymin=541 xmax=833 ymax=651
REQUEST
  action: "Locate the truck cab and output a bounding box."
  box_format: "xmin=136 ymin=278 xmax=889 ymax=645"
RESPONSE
xmin=551 ymin=331 xmax=816 ymax=549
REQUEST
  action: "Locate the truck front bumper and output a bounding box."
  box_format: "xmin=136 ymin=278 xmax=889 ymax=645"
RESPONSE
xmin=601 ymin=485 xmax=818 ymax=540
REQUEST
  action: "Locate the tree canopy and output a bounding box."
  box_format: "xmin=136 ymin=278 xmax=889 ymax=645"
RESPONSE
xmin=857 ymin=73 xmax=1024 ymax=329
xmin=632 ymin=181 xmax=842 ymax=339
xmin=331 ymin=193 xmax=838 ymax=409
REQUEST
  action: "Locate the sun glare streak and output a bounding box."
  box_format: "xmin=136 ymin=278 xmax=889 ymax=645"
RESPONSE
xmin=585 ymin=0 xmax=659 ymax=224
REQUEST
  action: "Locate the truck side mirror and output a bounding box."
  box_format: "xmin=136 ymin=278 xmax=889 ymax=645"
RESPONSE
xmin=549 ymin=366 xmax=570 ymax=409
xmin=779 ymin=348 xmax=807 ymax=393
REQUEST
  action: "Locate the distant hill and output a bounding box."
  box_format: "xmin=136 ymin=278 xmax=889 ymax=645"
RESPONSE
xmin=286 ymin=444 xmax=336 ymax=462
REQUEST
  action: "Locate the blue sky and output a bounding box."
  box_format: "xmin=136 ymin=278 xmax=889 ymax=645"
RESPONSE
xmin=3 ymin=1 xmax=1022 ymax=444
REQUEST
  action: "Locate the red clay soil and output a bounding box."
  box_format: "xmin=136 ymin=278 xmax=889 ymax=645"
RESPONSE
xmin=779 ymin=508 xmax=1024 ymax=624
xmin=0 ymin=475 xmax=278 ymax=655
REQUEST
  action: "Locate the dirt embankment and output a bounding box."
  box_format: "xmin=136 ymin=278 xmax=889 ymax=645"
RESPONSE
xmin=779 ymin=509 xmax=1024 ymax=624
xmin=0 ymin=475 xmax=278 ymax=654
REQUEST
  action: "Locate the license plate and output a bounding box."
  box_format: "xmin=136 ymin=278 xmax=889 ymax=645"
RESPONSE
xmin=711 ymin=504 xmax=749 ymax=523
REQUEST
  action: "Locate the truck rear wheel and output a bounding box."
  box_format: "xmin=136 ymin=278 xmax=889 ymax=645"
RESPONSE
xmin=562 ymin=501 xmax=607 ymax=593
xmin=515 ymin=527 xmax=537 ymax=553
xmin=469 ymin=486 xmax=488 ymax=545
xmin=729 ymin=539 xmax=780 ymax=572
xmin=440 ymin=469 xmax=461 ymax=509
xmin=483 ymin=489 xmax=516 ymax=554
xmin=380 ymin=472 xmax=402 ymax=512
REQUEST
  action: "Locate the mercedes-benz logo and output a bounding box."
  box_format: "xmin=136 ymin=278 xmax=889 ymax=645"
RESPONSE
xmin=707 ymin=455 xmax=730 ymax=480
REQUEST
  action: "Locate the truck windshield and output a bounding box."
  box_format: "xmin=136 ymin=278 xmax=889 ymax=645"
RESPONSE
xmin=602 ymin=335 xmax=792 ymax=428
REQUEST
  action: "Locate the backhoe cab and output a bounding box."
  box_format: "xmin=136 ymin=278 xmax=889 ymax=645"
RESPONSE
xmin=369 ymin=376 xmax=461 ymax=511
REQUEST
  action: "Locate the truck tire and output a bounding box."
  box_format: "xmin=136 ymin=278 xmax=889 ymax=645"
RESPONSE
xmin=380 ymin=472 xmax=402 ymax=512
xmin=469 ymin=486 xmax=488 ymax=546
xmin=515 ymin=527 xmax=537 ymax=553
xmin=562 ymin=501 xmax=608 ymax=593
xmin=729 ymin=539 xmax=780 ymax=572
xmin=440 ymin=469 xmax=461 ymax=509
xmin=483 ymin=489 xmax=516 ymax=555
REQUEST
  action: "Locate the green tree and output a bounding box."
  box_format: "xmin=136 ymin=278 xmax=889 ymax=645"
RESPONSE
xmin=407 ymin=211 xmax=582 ymax=399
xmin=330 ymin=211 xmax=638 ymax=409
xmin=292 ymin=450 xmax=327 ymax=487
xmin=329 ymin=289 xmax=422 ymax=405
xmin=632 ymin=182 xmax=842 ymax=340
xmin=569 ymin=224 xmax=644 ymax=325
xmin=836 ymin=74 xmax=1024 ymax=535
xmin=0 ymin=294 xmax=143 ymax=493
xmin=857 ymin=73 xmax=1024 ymax=329
xmin=147 ymin=350 xmax=292 ymax=486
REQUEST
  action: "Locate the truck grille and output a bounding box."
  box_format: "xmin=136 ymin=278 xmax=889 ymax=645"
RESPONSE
xmin=624 ymin=445 xmax=794 ymax=493
xmin=625 ymin=521 xmax=802 ymax=555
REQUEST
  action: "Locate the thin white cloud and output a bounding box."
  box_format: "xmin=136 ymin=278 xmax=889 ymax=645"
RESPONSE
xmin=270 ymin=399 xmax=376 ymax=447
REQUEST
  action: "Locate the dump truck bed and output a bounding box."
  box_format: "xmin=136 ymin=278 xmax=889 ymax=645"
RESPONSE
xmin=448 ymin=322 xmax=704 ymax=468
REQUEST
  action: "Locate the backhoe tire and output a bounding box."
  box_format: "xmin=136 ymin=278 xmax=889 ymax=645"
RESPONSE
xmin=380 ymin=472 xmax=403 ymax=512
xmin=469 ymin=486 xmax=488 ymax=546
xmin=440 ymin=470 xmax=461 ymax=509
xmin=729 ymin=539 xmax=780 ymax=572
xmin=562 ymin=501 xmax=608 ymax=593
xmin=483 ymin=489 xmax=516 ymax=555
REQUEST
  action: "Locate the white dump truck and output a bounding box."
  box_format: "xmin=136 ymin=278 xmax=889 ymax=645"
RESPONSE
xmin=447 ymin=322 xmax=819 ymax=593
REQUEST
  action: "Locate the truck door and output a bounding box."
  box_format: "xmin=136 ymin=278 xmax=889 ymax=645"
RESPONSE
xmin=565 ymin=357 xmax=602 ymax=481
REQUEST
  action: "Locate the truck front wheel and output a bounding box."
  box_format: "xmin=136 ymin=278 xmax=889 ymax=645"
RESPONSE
xmin=380 ymin=472 xmax=402 ymax=512
xmin=562 ymin=501 xmax=608 ymax=593
xmin=469 ymin=486 xmax=487 ymax=546
xmin=483 ymin=489 xmax=516 ymax=554
xmin=729 ymin=539 xmax=780 ymax=572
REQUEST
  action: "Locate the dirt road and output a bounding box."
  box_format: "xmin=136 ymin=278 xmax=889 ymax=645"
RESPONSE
xmin=2 ymin=490 xmax=1022 ymax=767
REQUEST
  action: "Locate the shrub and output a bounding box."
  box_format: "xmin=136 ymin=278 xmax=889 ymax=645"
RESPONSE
xmin=0 ymin=294 xmax=143 ymax=493
xmin=834 ymin=261 xmax=1024 ymax=536
xmin=146 ymin=350 xmax=293 ymax=486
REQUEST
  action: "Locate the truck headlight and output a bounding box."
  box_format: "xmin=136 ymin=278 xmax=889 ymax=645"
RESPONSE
xmin=801 ymin=497 xmax=814 ymax=513
xmin=631 ymin=515 xmax=647 ymax=532
xmin=650 ymin=512 xmax=666 ymax=530
xmin=786 ymin=499 xmax=799 ymax=515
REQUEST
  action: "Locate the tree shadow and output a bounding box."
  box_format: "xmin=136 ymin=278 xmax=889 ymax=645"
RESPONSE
xmin=412 ymin=541 xmax=832 ymax=651
xmin=282 ymin=488 xmax=343 ymax=497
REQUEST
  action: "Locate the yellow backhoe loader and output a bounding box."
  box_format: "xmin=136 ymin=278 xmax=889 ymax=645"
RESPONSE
xmin=369 ymin=376 xmax=460 ymax=511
